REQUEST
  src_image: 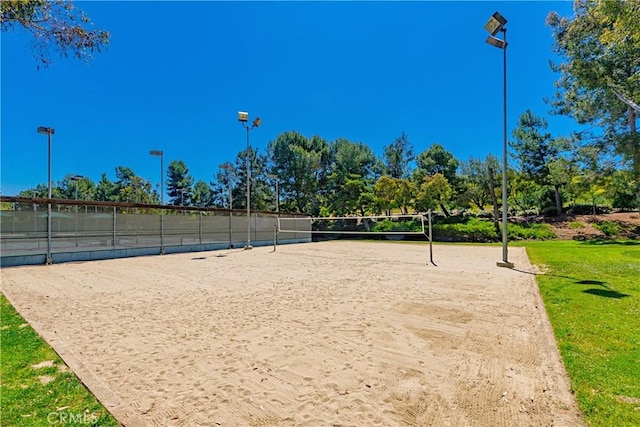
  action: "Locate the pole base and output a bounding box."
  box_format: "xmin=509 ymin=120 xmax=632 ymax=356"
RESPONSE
xmin=497 ymin=261 xmax=515 ymax=268
xmin=244 ymin=245 xmax=253 ymax=250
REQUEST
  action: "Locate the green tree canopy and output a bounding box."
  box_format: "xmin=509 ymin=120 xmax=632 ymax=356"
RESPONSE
xmin=166 ymin=160 xmax=194 ymax=205
xmin=415 ymin=173 xmax=453 ymax=213
xmin=416 ymin=143 xmax=459 ymax=184
xmin=459 ymin=155 xmax=499 ymax=211
xmin=382 ymin=132 xmax=414 ymax=179
xmin=325 ymin=138 xmax=379 ymax=216
xmin=548 ymin=0 xmax=640 ymax=209
xmin=191 ymin=180 xmax=213 ymax=207
xmin=268 ymin=131 xmax=330 ymax=214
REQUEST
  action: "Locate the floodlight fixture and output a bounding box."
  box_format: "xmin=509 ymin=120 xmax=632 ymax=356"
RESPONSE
xmin=252 ymin=117 xmax=261 ymax=128
xmin=238 ymin=111 xmax=249 ymax=122
xmin=37 ymin=126 xmax=55 ymax=135
xmin=484 ymin=11 xmax=507 ymax=36
xmin=486 ymin=36 xmax=507 ymax=50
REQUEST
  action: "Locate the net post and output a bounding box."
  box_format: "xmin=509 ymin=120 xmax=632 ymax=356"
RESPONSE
xmin=273 ymin=224 xmax=277 ymax=252
xmin=428 ymin=210 xmax=434 ymax=265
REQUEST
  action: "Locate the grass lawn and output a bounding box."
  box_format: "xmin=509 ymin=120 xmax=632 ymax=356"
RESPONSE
xmin=0 ymin=293 xmax=119 ymax=426
xmin=523 ymin=240 xmax=640 ymax=427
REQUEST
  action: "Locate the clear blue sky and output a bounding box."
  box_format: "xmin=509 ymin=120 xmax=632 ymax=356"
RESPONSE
xmin=1 ymin=1 xmax=577 ymax=197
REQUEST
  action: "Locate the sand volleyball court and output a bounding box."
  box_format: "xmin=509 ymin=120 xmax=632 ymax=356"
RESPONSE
xmin=1 ymin=241 xmax=583 ymax=426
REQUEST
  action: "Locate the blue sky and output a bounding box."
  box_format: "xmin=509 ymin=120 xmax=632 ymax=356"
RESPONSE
xmin=1 ymin=1 xmax=577 ymax=197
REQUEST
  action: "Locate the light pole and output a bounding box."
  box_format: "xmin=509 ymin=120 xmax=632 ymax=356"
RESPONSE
xmin=37 ymin=126 xmax=54 ymax=265
xmin=70 ymin=175 xmax=84 ymax=203
xmin=238 ymin=111 xmax=261 ymax=249
xmin=70 ymin=174 xmax=84 ymax=247
xmin=266 ymin=173 xmax=279 ymax=213
xmin=149 ymin=150 xmax=164 ymax=254
xmin=484 ymin=11 xmax=513 ymax=268
xmin=266 ymin=173 xmax=279 ymax=245
xmin=220 ymin=163 xmax=234 ymax=249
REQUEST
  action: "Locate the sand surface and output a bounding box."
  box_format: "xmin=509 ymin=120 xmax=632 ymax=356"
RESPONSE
xmin=1 ymin=241 xmax=583 ymax=426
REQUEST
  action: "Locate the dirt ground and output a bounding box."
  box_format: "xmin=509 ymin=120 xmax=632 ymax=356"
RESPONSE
xmin=528 ymin=212 xmax=640 ymax=240
xmin=1 ymin=242 xmax=583 ymax=426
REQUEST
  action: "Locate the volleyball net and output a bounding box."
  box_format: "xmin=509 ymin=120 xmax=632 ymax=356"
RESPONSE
xmin=276 ymin=213 xmax=435 ymax=265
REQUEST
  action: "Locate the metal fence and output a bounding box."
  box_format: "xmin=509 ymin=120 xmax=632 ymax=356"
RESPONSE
xmin=0 ymin=197 xmax=311 ymax=266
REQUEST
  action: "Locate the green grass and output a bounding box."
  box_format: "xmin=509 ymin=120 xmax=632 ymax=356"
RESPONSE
xmin=0 ymin=294 xmax=119 ymax=426
xmin=523 ymin=240 xmax=640 ymax=426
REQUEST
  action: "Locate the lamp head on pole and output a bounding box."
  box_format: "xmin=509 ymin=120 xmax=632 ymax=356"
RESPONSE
xmin=70 ymin=174 xmax=84 ymax=181
xmin=484 ymin=11 xmax=507 ymax=50
xmin=486 ymin=36 xmax=507 ymax=49
xmin=252 ymin=117 xmax=261 ymax=128
xmin=149 ymin=150 xmax=163 ymax=157
xmin=484 ymin=11 xmax=507 ymax=36
xmin=37 ymin=126 xmax=55 ymax=135
xmin=238 ymin=111 xmax=249 ymax=122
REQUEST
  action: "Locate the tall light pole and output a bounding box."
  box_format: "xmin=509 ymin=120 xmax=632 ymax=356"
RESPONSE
xmin=484 ymin=11 xmax=513 ymax=268
xmin=70 ymin=174 xmax=84 ymax=204
xmin=37 ymin=126 xmax=54 ymax=265
xmin=266 ymin=173 xmax=279 ymax=245
xmin=238 ymin=111 xmax=261 ymax=249
xmin=149 ymin=150 xmax=164 ymax=254
xmin=220 ymin=163 xmax=234 ymax=249
xmin=70 ymin=174 xmax=84 ymax=247
xmin=266 ymin=173 xmax=279 ymax=213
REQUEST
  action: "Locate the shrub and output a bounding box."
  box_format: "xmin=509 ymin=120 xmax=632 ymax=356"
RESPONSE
xmin=569 ymin=221 xmax=585 ymax=229
xmin=371 ymin=219 xmax=422 ymax=233
xmin=508 ymin=222 xmax=556 ymax=240
xmin=566 ymin=204 xmax=612 ymax=215
xmin=593 ymin=221 xmax=622 ymax=236
xmin=433 ymin=218 xmax=499 ymax=242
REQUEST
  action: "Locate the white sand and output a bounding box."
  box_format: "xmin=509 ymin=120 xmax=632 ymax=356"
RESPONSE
xmin=1 ymin=241 xmax=583 ymax=426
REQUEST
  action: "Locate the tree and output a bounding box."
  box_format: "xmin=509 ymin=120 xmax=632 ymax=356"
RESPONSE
xmin=106 ymin=166 xmax=155 ymax=204
xmin=231 ymin=147 xmax=270 ymax=211
xmin=325 ymin=138 xmax=379 ymax=216
xmin=548 ymin=0 xmax=640 ymax=210
xmin=191 ymin=180 xmax=213 ymax=207
xmin=95 ymin=173 xmax=117 ymax=201
xmin=374 ymin=176 xmax=398 ymax=216
xmin=18 ymin=183 xmax=50 ymax=198
xmin=609 ymin=170 xmax=637 ymax=210
xmin=211 ymin=163 xmax=236 ymax=208
xmin=268 ymin=131 xmax=330 ymax=214
xmin=395 ymin=179 xmax=417 ymax=214
xmin=57 ymin=174 xmax=96 ymax=201
xmin=416 ymin=144 xmax=459 ymax=185
xmin=382 ymin=132 xmax=414 ymax=179
xmin=415 ymin=173 xmax=453 ymax=213
xmin=510 ymin=110 xmax=569 ymax=215
xmin=459 ymin=155 xmax=499 ymax=211
xmin=1 ymin=0 xmax=110 ymax=67
xmin=166 ymin=160 xmax=194 ymax=205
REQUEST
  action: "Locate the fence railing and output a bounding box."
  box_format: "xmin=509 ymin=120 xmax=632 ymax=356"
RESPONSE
xmin=0 ymin=197 xmax=311 ymax=266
